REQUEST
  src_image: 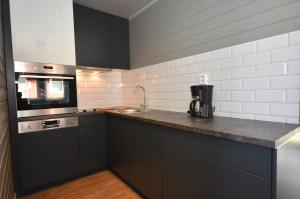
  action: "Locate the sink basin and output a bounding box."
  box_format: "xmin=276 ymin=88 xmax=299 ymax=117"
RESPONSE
xmin=114 ymin=107 xmax=143 ymax=113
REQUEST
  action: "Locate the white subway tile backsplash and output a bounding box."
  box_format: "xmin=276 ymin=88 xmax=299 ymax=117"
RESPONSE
xmin=214 ymin=112 xmax=231 ymax=117
xmin=243 ymin=78 xmax=269 ymax=90
xmin=187 ymin=64 xmax=202 ymax=73
xmin=231 ymin=67 xmax=255 ymax=79
xmin=213 ymin=91 xmax=230 ymax=101
xmin=176 ymin=66 xmax=188 ymax=74
xmin=286 ymin=90 xmax=300 ymax=103
xmin=243 ymin=52 xmax=270 ymax=66
xmin=210 ymin=80 xmax=221 ymax=90
xmin=221 ymin=80 xmax=242 ymax=90
xmin=221 ymin=56 xmax=243 ymax=69
xmin=289 ymin=30 xmax=300 ymax=46
xmin=230 ymin=113 xmax=254 ymax=120
xmin=270 ymin=75 xmax=300 ymax=89
xmin=221 ymin=102 xmax=242 ymax=113
xmin=169 ymin=59 xmax=181 ymax=67
xmin=231 ymin=91 xmax=255 ymax=102
xmin=77 ymin=30 xmax=300 ymax=124
xmin=211 ymin=70 xmax=231 ymax=80
xmin=212 ymin=47 xmax=231 ymax=59
xmin=181 ymin=56 xmax=195 ymax=65
xmin=287 ymin=60 xmax=300 ymax=75
xmin=232 ymin=41 xmax=256 ymax=56
xmin=256 ymin=90 xmax=285 ymax=103
xmin=202 ymin=61 xmax=220 ymax=71
xmin=256 ymin=63 xmax=287 ymax=77
xmin=242 ymin=103 xmax=269 ymax=115
xmin=257 ymin=34 xmax=288 ymax=52
xmin=270 ymin=104 xmax=299 ymax=117
xmin=271 ymin=46 xmax=300 ymax=62
xmin=195 ymin=52 xmax=211 ymax=63
xmin=180 ymin=74 xmax=196 ymax=83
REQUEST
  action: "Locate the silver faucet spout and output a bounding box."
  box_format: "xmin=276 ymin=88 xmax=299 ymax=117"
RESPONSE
xmin=135 ymin=85 xmax=148 ymax=112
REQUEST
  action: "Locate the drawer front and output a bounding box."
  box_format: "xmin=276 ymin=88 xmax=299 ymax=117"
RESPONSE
xmin=17 ymin=127 xmax=80 ymax=192
xmin=79 ymin=114 xmax=106 ymax=127
xmin=165 ymin=147 xmax=271 ymax=199
xmin=164 ymin=127 xmax=272 ymax=179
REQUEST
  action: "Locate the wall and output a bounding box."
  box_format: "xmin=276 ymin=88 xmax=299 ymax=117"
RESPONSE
xmin=0 ymin=0 xmax=14 ymax=198
xmin=9 ymin=0 xmax=76 ymax=65
xmin=130 ymin=0 xmax=300 ymax=68
xmin=76 ymin=70 xmax=122 ymax=110
xmin=122 ymin=30 xmax=300 ymax=124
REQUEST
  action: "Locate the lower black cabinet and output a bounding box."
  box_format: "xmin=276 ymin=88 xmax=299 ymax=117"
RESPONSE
xmin=108 ymin=116 xmax=163 ymax=199
xmin=17 ymin=127 xmax=80 ymax=193
xmin=79 ymin=114 xmax=107 ymax=173
xmin=129 ymin=122 xmax=163 ymax=199
xmin=108 ymin=116 xmax=132 ymax=182
xmin=164 ymin=147 xmax=271 ymax=199
xmin=108 ymin=115 xmax=272 ymax=199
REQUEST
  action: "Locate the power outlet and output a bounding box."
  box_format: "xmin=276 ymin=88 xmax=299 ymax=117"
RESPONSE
xmin=198 ymin=73 xmax=208 ymax=84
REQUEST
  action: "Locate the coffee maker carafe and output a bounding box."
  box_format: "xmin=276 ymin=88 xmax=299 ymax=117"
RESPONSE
xmin=188 ymin=85 xmax=214 ymax=118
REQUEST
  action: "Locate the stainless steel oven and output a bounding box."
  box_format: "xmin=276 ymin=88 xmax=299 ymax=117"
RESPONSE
xmin=15 ymin=61 xmax=78 ymax=118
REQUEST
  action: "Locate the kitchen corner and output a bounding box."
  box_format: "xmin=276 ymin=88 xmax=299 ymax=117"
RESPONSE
xmin=1 ymin=0 xmax=300 ymax=199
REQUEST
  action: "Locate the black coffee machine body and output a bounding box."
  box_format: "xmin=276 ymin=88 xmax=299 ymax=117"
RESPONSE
xmin=188 ymin=84 xmax=214 ymax=118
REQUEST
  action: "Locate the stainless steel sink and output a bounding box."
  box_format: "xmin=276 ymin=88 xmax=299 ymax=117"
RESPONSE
xmin=113 ymin=107 xmax=143 ymax=113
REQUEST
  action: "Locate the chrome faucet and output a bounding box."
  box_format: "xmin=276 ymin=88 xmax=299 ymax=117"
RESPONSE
xmin=135 ymin=85 xmax=148 ymax=112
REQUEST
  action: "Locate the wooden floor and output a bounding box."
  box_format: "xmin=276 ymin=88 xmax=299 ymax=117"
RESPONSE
xmin=20 ymin=170 xmax=142 ymax=199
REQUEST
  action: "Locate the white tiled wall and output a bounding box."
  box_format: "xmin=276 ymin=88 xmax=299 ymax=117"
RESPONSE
xmin=76 ymin=70 xmax=122 ymax=109
xmin=121 ymin=30 xmax=300 ymax=124
xmin=76 ymin=30 xmax=300 ymax=124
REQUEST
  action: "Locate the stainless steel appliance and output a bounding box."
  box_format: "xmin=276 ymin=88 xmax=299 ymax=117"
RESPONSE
xmin=18 ymin=116 xmax=78 ymax=134
xmin=15 ymin=61 xmax=78 ymax=118
xmin=188 ymin=84 xmax=215 ymax=118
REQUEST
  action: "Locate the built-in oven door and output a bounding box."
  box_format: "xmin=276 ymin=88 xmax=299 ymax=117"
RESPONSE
xmin=15 ymin=73 xmax=77 ymax=117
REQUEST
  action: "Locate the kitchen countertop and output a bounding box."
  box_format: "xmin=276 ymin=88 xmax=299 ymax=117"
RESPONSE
xmin=106 ymin=109 xmax=300 ymax=149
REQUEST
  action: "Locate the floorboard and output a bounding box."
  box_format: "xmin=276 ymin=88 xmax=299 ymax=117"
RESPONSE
xmin=19 ymin=170 xmax=142 ymax=199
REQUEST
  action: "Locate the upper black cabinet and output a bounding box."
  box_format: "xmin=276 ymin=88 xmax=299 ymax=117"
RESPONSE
xmin=73 ymin=4 xmax=130 ymax=69
xmin=73 ymin=4 xmax=110 ymax=68
xmin=110 ymin=15 xmax=130 ymax=69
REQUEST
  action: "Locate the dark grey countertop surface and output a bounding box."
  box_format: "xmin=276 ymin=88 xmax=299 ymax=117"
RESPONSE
xmin=105 ymin=109 xmax=300 ymax=149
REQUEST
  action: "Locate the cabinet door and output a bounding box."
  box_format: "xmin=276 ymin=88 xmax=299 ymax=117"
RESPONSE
xmin=79 ymin=126 xmax=107 ymax=173
xmin=129 ymin=121 xmax=163 ymax=199
xmin=17 ymin=127 xmax=80 ymax=192
xmin=110 ymin=15 xmax=130 ymax=69
xmin=9 ymin=0 xmax=76 ymax=65
xmin=73 ymin=4 xmax=110 ymax=68
xmin=108 ymin=116 xmax=132 ymax=182
xmin=108 ymin=116 xmax=163 ymax=199
xmin=164 ymin=146 xmax=271 ymax=199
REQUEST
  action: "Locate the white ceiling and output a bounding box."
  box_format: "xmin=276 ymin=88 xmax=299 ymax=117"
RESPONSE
xmin=73 ymin=0 xmax=157 ymax=19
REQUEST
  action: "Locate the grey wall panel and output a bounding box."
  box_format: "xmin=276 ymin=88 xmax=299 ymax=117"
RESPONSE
xmin=0 ymin=0 xmax=14 ymax=198
xmin=130 ymin=0 xmax=300 ymax=68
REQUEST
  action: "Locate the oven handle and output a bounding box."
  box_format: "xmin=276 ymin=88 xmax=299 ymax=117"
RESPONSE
xmin=19 ymin=75 xmax=74 ymax=80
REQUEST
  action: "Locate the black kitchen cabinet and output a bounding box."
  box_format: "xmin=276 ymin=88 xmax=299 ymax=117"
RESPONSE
xmin=110 ymin=15 xmax=130 ymax=69
xmin=17 ymin=127 xmax=80 ymax=193
xmin=164 ymin=146 xmax=271 ymax=199
xmin=108 ymin=115 xmax=133 ymax=182
xmin=73 ymin=3 xmax=130 ymax=69
xmin=73 ymin=4 xmax=110 ymax=68
xmin=79 ymin=114 xmax=107 ymax=173
xmin=108 ymin=115 xmax=163 ymax=199
xmin=107 ymin=114 xmax=274 ymax=199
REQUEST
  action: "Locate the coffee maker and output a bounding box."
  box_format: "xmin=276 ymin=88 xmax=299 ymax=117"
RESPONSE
xmin=188 ymin=84 xmax=214 ymax=118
